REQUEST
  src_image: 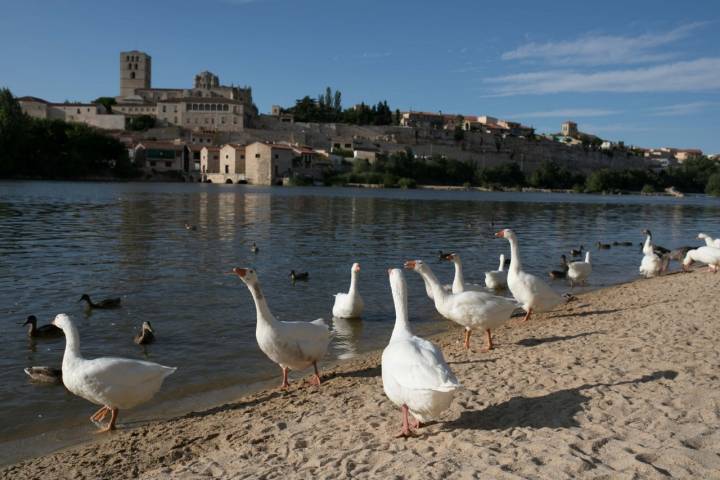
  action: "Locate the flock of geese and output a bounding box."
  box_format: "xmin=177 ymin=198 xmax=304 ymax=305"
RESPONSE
xmin=20 ymin=228 xmax=720 ymax=437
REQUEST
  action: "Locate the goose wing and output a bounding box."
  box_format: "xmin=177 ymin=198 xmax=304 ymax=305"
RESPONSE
xmin=383 ymin=337 xmax=459 ymax=392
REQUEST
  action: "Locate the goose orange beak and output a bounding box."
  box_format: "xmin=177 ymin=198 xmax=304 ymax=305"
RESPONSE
xmin=494 ymin=230 xmax=505 ymax=238
xmin=354 ymin=264 xmax=361 ymax=273
xmin=404 ymin=260 xmax=416 ymax=269
xmin=232 ymin=267 xmax=247 ymax=277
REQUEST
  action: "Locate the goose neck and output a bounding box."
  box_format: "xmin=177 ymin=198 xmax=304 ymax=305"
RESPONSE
xmin=418 ymin=268 xmax=447 ymax=306
xmin=508 ymin=236 xmax=522 ymax=272
xmin=348 ymin=271 xmax=358 ymax=294
xmin=498 ymin=254 xmax=505 ymax=272
xmin=247 ymin=283 xmax=276 ymax=327
xmin=390 ymin=283 xmax=411 ymax=340
xmin=452 ymin=260 xmax=465 ymax=292
xmin=61 ymin=322 xmax=82 ymax=366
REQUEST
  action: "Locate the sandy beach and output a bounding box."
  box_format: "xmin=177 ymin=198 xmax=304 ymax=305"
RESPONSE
xmin=4 ymin=268 xmax=720 ymax=479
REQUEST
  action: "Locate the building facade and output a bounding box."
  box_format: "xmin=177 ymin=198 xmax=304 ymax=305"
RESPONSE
xmin=115 ymin=50 xmax=257 ymax=132
xmin=17 ymin=97 xmax=126 ymax=130
xmin=244 ymin=142 xmax=294 ymax=186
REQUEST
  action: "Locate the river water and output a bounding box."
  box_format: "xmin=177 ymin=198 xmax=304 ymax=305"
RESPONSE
xmin=1 ymin=181 xmax=719 ymax=464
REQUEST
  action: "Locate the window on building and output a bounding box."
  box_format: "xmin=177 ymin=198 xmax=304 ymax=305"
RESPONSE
xmin=210 ymin=104 xmax=216 ymax=111
xmin=130 ymin=72 xmax=135 ymax=79
xmin=128 ymin=63 xmax=132 ymax=70
xmin=221 ymin=117 xmax=225 ymax=124
xmin=87 ymin=108 xmax=90 ymax=112
xmin=223 ymin=105 xmax=228 ymax=111
xmin=225 ymin=165 xmax=229 ymax=174
xmin=345 ymin=143 xmax=351 ymax=148
xmin=274 ymin=154 xmax=279 ymax=159
xmin=241 ymin=155 xmax=245 ymax=159
xmin=165 ymin=161 xmax=172 ymax=167
xmin=211 ymin=118 xmax=214 ymax=124
xmin=255 ymin=153 xmax=260 ymax=158
xmin=150 ymin=161 xmax=156 ymax=167
xmin=134 ymin=63 xmax=138 ymax=70
xmin=174 ymin=117 xmax=177 ymax=124
xmin=233 ymin=118 xmax=237 ymax=124
xmin=126 ymin=55 xmax=129 ymax=61
xmin=162 ymin=106 xmax=166 ymax=113
xmin=76 ymin=108 xmax=81 ymax=114
xmin=225 ymin=154 xmax=229 ymax=159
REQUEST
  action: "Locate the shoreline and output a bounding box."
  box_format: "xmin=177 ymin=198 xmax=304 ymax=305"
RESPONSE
xmin=4 ymin=269 xmax=720 ymax=478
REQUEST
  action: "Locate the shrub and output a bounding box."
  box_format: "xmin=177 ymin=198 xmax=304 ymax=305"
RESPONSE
xmin=398 ymin=177 xmax=417 ymax=189
xmin=706 ymin=172 xmax=720 ymax=196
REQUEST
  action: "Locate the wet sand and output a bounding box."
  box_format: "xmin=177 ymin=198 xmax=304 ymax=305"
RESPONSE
xmin=4 ymin=269 xmax=720 ymax=479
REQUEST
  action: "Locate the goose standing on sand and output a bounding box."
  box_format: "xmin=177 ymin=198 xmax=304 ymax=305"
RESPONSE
xmin=639 ymin=229 xmax=668 ymax=278
xmin=79 ymin=294 xmax=121 ymax=309
xmin=440 ymin=253 xmax=484 ymax=293
xmin=382 ymin=268 xmax=461 ymax=437
xmin=21 ymin=315 xmax=63 ymax=338
xmin=697 ymin=233 xmax=720 ymax=248
xmin=405 ymin=260 xmax=517 ymax=351
xmin=484 ymin=254 xmax=508 ymax=290
xmin=332 ymin=263 xmax=364 ymax=318
xmin=52 ymin=314 xmax=176 ymax=432
xmin=232 ymin=267 xmax=330 ymax=388
xmin=567 ymin=252 xmax=592 ymax=287
xmin=683 ymin=246 xmax=720 ymax=272
xmin=495 ymin=228 xmax=564 ymax=322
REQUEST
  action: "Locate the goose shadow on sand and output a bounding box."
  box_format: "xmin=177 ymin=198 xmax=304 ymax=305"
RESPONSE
xmin=446 ymin=370 xmax=678 ymax=431
xmin=551 ymin=308 xmax=623 ymax=319
xmin=516 ymin=331 xmax=604 ymax=347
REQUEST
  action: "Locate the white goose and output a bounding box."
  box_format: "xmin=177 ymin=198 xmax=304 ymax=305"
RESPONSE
xmin=332 ymin=263 xmax=364 ymax=318
xmin=440 ymin=253 xmax=484 ymax=293
xmin=697 ymin=233 xmax=720 ymax=248
xmin=232 ymin=267 xmax=330 ymax=388
xmin=495 ymin=228 xmax=563 ymax=322
xmin=567 ymin=251 xmax=592 ymax=287
xmin=382 ymin=268 xmax=461 ymax=437
xmin=683 ymin=246 xmax=720 ymax=272
xmin=484 ymin=254 xmax=508 ymax=290
xmin=405 ymin=260 xmax=517 ymax=351
xmin=639 ymin=229 xmax=668 ymax=278
xmin=52 ymin=314 xmax=176 ymax=433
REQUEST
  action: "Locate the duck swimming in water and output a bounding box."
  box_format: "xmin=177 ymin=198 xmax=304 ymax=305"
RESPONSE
xmin=548 ymin=255 xmax=569 ymax=279
xmin=570 ymin=245 xmax=584 ymax=257
xmin=290 ymin=270 xmax=309 ymax=282
xmin=79 ymin=294 xmax=121 ymax=309
xmin=24 ymin=366 xmax=62 ymax=384
xmin=251 ymin=242 xmax=259 ymax=254
xmin=134 ymin=321 xmax=155 ymax=345
xmin=21 ymin=315 xmax=63 ymax=338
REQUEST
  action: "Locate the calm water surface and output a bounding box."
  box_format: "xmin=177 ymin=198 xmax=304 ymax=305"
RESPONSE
xmin=1 ymin=181 xmax=720 ymax=463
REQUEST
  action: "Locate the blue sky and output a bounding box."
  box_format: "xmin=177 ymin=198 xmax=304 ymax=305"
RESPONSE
xmin=1 ymin=0 xmax=719 ymax=152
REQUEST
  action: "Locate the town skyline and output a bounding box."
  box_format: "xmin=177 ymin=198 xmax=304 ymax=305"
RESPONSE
xmin=1 ymin=0 xmax=718 ymax=152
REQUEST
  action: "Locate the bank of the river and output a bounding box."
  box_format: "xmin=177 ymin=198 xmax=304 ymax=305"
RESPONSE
xmin=4 ymin=269 xmax=720 ymax=479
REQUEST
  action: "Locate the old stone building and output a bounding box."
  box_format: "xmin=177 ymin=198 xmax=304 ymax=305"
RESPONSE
xmin=114 ymin=50 xmax=257 ymax=131
xmin=244 ymin=142 xmax=295 ymax=185
xmin=17 ymin=97 xmax=126 ymax=130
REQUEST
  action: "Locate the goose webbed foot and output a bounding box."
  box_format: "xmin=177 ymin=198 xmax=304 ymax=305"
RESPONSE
xmin=480 ymin=329 xmax=494 ymax=352
xmin=309 ymin=362 xmax=322 ymax=386
xmin=395 ymin=405 xmax=416 ymax=438
xmin=94 ymin=407 xmax=118 ymax=433
xmin=522 ymin=309 xmax=533 ymax=322
xmin=280 ymin=366 xmax=290 ymax=390
xmin=462 ymin=329 xmax=471 ymax=350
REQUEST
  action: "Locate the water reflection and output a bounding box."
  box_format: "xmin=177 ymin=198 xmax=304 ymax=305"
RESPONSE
xmin=331 ymin=317 xmax=364 ymax=360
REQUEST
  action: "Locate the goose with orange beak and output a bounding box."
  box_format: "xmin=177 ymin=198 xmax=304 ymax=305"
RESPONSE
xmin=404 ymin=260 xmax=518 ymax=351
xmin=332 ymin=263 xmax=364 ymax=318
xmin=231 ymin=267 xmax=330 ymax=389
xmin=495 ymin=228 xmax=563 ymax=322
xmin=439 ymin=253 xmax=484 ymax=294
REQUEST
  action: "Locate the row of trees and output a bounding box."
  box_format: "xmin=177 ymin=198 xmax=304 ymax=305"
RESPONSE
xmin=328 ymin=150 xmax=720 ymax=195
xmin=284 ymin=87 xmax=399 ymax=125
xmin=0 ymin=88 xmax=139 ymax=179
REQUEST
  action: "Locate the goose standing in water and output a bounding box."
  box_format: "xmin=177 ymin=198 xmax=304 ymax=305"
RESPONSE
xmin=79 ymin=294 xmax=121 ymax=309
xmin=567 ymin=252 xmax=592 ymax=287
xmin=232 ymin=267 xmax=330 ymax=388
xmin=21 ymin=315 xmax=63 ymax=338
xmin=440 ymin=253 xmax=484 ymax=293
xmin=639 ymin=229 xmax=669 ymax=278
xmin=548 ymin=255 xmax=569 ymax=279
xmin=134 ymin=321 xmax=155 ymax=345
xmin=484 ymin=254 xmax=508 ymax=291
xmin=332 ymin=263 xmax=364 ymax=319
xmin=495 ymin=229 xmax=564 ymax=322
xmin=405 ymin=260 xmax=517 ymax=351
xmin=683 ymin=246 xmax=720 ymax=272
xmin=382 ymin=268 xmax=460 ymax=437
xmin=52 ymin=314 xmax=176 ymax=433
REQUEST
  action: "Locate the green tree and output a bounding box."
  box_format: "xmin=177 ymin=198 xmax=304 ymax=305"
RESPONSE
xmin=93 ymin=97 xmax=117 ymax=113
xmin=706 ymin=172 xmax=720 ymax=196
xmin=126 ymin=115 xmax=155 ymax=131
